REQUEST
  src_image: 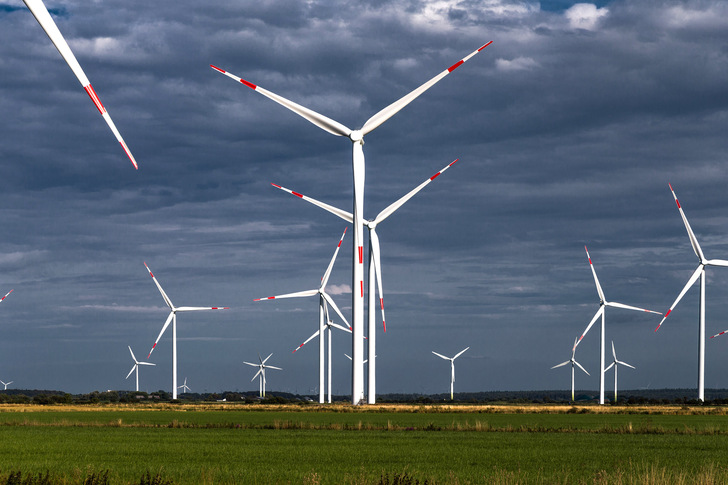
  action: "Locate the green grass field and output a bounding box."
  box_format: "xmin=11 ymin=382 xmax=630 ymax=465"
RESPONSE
xmin=1 ymin=404 xmax=728 ymax=484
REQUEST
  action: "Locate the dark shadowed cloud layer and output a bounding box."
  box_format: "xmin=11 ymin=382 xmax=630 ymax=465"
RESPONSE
xmin=0 ymin=0 xmax=727 ymax=396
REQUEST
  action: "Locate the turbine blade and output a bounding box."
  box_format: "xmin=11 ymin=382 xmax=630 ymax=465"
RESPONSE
xmin=710 ymin=329 xmax=728 ymax=339
xmin=210 ymin=65 xmax=352 ymax=137
xmin=360 ymin=43 xmax=492 ymax=135
xmin=618 ymin=361 xmax=636 ymax=370
xmin=432 ymin=351 xmax=450 ymax=360
xmin=271 ymin=184 xmax=353 ymax=223
xmin=138 ymin=362 xmax=155 ymax=366
xmin=655 ymin=265 xmax=703 ymax=332
xmin=574 ymin=360 xmax=590 ymax=376
xmin=344 ymin=353 xmax=352 ymax=361
xmin=125 ymin=365 xmax=136 ymax=380
xmin=321 ymin=292 xmax=351 ymax=329
xmin=606 ymin=301 xmax=662 ymax=314
xmin=575 ymin=307 xmax=605 ymax=349
xmin=144 ymin=263 xmax=174 ymax=310
xmin=254 ymin=289 xmax=319 ymax=301
xmin=329 ymin=322 xmax=353 ymax=334
xmin=373 ymin=159 xmax=458 ymax=224
xmin=706 ymin=259 xmax=728 ymax=267
xmin=453 ymin=347 xmax=469 ymax=360
xmin=148 ymin=312 xmax=174 ymax=358
xmin=321 ymin=228 xmax=348 ymax=288
xmin=570 ymin=336 xmax=578 ymax=359
xmin=550 ymin=361 xmax=570 ymax=369
xmin=669 ymin=183 xmax=705 ymax=262
xmin=293 ymin=330 xmax=320 ymax=353
xmin=585 ymin=246 xmax=606 ymax=302
xmin=23 ymin=0 xmax=138 ymax=169
xmin=251 ymin=368 xmax=262 ymax=381
xmin=370 ymin=229 xmax=386 ymax=332
xmin=128 ymin=346 xmax=137 ymax=364
xmin=175 ymin=306 xmax=229 ymax=312
xmin=0 ymin=289 xmax=13 ymax=302
xmin=262 ymin=353 xmax=273 ymax=365
xmin=611 ymin=341 xmax=617 ymax=361
xmin=604 ymin=362 xmax=615 ymax=372
xmin=266 ymin=366 xmax=283 ymax=371
xmin=242 ymin=361 xmax=258 ymax=367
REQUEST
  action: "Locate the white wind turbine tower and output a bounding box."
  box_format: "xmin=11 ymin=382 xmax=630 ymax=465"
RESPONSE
xmin=125 ymin=346 xmax=155 ymax=392
xmin=254 ymin=228 xmax=349 ymax=404
xmin=144 ymin=262 xmax=229 ymax=400
xmin=244 ymin=353 xmax=282 ymax=398
xmin=293 ymin=303 xmax=352 ymax=404
xmin=22 ymin=0 xmax=138 ymax=169
xmin=211 ymin=42 xmax=491 ymax=404
xmin=574 ymin=246 xmax=661 ymax=405
xmin=432 ymin=347 xmax=469 ymax=401
xmin=551 ymin=337 xmax=590 ymax=402
xmin=271 ymin=159 xmax=458 ymax=404
xmin=656 ymin=184 xmax=728 ymax=402
xmin=0 ymin=380 xmax=12 ymax=390
xmin=604 ymin=341 xmax=635 ymax=403
xmin=177 ymin=377 xmax=191 ymax=394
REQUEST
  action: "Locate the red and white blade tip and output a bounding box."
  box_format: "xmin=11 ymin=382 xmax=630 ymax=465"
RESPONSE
xmin=1 ymin=289 xmax=13 ymax=301
xmin=210 ymin=65 xmax=256 ymax=90
xmin=710 ymin=330 xmax=728 ymax=339
xmin=147 ymin=343 xmax=157 ymax=358
xmin=448 ymin=42 xmax=493 ymax=72
xmin=254 ymin=296 xmax=275 ymax=301
xmin=430 ymin=159 xmax=459 ymax=181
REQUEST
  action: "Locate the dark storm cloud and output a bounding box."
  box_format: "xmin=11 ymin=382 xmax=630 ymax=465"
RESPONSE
xmin=0 ymin=0 xmax=727 ymax=396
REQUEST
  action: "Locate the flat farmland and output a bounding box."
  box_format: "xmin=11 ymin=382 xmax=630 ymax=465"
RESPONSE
xmin=1 ymin=403 xmax=728 ymax=484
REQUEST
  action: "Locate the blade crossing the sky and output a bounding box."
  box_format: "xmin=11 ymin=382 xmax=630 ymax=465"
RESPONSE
xmin=23 ymin=0 xmax=138 ymax=169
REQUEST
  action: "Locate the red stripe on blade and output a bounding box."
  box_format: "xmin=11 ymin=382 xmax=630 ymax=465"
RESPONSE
xmin=430 ymin=172 xmax=441 ymax=181
xmin=210 ymin=65 xmax=225 ymax=73
xmin=292 ymin=191 xmax=304 ymax=198
xmin=240 ymin=79 xmax=257 ymax=89
xmin=84 ymin=85 xmax=106 ymax=114
xmin=447 ymin=60 xmax=464 ymax=72
xmin=359 ymin=246 xmax=363 ymax=264
xmin=360 ymin=281 xmax=363 ymax=297
xmin=478 ymin=41 xmax=493 ymax=51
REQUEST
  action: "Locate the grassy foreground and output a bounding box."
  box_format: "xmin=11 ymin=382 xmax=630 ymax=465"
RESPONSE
xmin=1 ymin=403 xmax=728 ymax=484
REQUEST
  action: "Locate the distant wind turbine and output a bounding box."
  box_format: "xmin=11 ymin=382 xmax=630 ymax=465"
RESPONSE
xmin=574 ymin=246 xmax=661 ymax=404
xmin=0 ymin=380 xmax=12 ymax=390
xmin=272 ymin=159 xmax=458 ymax=404
xmin=22 ymin=0 xmax=138 ymax=168
xmin=551 ymin=337 xmax=590 ymax=402
xmin=125 ymin=346 xmax=155 ymax=392
xmin=432 ymin=347 xmax=469 ymax=400
xmin=211 ymin=42 xmax=492 ymax=404
xmin=144 ymin=262 xmax=228 ymax=400
xmin=244 ymin=353 xmax=281 ymax=398
xmin=656 ymin=184 xmax=728 ymax=402
xmin=177 ymin=377 xmax=191 ymax=394
xmin=604 ymin=341 xmax=635 ymax=403
xmin=254 ymin=228 xmax=348 ymax=404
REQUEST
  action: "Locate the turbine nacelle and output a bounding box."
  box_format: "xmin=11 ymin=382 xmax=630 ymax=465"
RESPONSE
xmin=349 ymin=130 xmax=364 ymax=143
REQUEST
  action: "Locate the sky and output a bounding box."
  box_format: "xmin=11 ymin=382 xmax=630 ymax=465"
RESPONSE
xmin=0 ymin=0 xmax=727 ymax=397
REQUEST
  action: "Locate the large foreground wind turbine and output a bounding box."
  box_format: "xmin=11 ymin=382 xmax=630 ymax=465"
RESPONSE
xmin=656 ymin=184 xmax=728 ymax=401
xmin=211 ymin=42 xmax=491 ymax=404
xmin=551 ymin=337 xmax=590 ymax=402
xmin=604 ymin=341 xmax=635 ymax=403
xmin=575 ymin=246 xmax=660 ymax=405
xmin=22 ymin=0 xmax=138 ymax=169
xmin=272 ymin=159 xmax=458 ymax=403
xmin=244 ymin=353 xmax=281 ymax=398
xmin=144 ymin=263 xmax=228 ymax=400
xmin=432 ymin=347 xmax=469 ymax=400
xmin=125 ymin=346 xmax=155 ymax=392
xmin=293 ymin=303 xmax=352 ymax=404
xmin=254 ymin=228 xmax=349 ymax=404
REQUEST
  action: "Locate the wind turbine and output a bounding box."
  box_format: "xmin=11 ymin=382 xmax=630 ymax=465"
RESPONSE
xmin=271 ymin=158 xmax=458 ymax=404
xmin=0 ymin=380 xmax=12 ymax=390
xmin=211 ymin=42 xmax=491 ymax=404
xmin=254 ymin=228 xmax=349 ymax=404
xmin=574 ymin=246 xmax=661 ymax=404
xmin=22 ymin=0 xmax=138 ymax=169
xmin=244 ymin=353 xmax=282 ymax=398
xmin=293 ymin=303 xmax=352 ymax=404
xmin=177 ymin=377 xmax=191 ymax=394
xmin=604 ymin=341 xmax=635 ymax=403
xmin=125 ymin=346 xmax=155 ymax=392
xmin=432 ymin=347 xmax=469 ymax=400
xmin=144 ymin=262 xmax=229 ymax=400
xmin=551 ymin=337 xmax=590 ymax=402
xmin=656 ymin=184 xmax=728 ymax=402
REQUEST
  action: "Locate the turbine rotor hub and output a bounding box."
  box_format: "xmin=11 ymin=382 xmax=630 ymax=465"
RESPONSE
xmin=349 ymin=130 xmax=363 ymax=143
